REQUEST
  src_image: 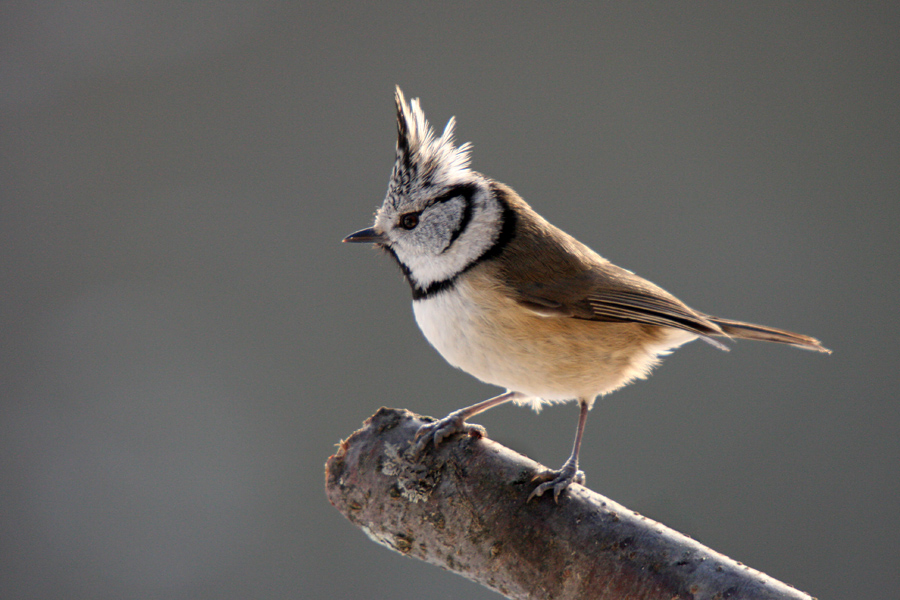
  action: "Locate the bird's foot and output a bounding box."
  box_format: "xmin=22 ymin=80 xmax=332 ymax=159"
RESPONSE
xmin=413 ymin=410 xmax=486 ymax=455
xmin=528 ymin=459 xmax=585 ymax=503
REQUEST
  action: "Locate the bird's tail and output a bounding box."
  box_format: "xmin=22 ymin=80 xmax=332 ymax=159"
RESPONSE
xmin=708 ymin=316 xmax=831 ymax=354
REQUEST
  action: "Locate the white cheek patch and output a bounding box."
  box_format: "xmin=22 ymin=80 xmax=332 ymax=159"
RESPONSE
xmin=394 ymin=191 xmax=503 ymax=289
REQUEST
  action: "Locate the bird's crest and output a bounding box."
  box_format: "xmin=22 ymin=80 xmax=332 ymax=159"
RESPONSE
xmin=387 ymin=87 xmax=472 ymax=210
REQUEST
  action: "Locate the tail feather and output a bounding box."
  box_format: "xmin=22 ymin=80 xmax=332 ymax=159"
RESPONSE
xmin=708 ymin=316 xmax=831 ymax=354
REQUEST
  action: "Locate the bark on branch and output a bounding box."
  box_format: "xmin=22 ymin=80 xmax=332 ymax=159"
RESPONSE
xmin=325 ymin=407 xmax=816 ymax=600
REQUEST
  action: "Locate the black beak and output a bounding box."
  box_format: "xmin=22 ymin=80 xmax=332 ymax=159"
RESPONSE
xmin=342 ymin=227 xmax=389 ymax=244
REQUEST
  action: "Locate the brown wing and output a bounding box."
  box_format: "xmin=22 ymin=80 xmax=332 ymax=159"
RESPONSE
xmin=491 ymin=183 xmax=728 ymax=349
xmin=513 ymin=262 xmax=730 ymax=350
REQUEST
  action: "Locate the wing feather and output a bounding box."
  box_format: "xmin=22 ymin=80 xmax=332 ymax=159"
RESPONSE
xmin=491 ymin=182 xmax=729 ymax=349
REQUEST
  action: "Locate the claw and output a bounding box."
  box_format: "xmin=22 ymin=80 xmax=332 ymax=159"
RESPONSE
xmin=528 ymin=464 xmax=585 ymax=503
xmin=412 ymin=411 xmax=487 ymax=456
xmin=412 ymin=392 xmax=519 ymax=456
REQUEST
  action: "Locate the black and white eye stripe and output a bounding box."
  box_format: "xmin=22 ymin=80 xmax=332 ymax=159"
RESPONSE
xmin=396 ymin=184 xmax=473 ymax=234
xmin=431 ymin=183 xmax=476 ymax=254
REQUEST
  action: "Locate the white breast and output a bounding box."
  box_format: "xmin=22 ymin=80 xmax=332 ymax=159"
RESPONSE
xmin=413 ymin=289 xmax=489 ymax=380
xmin=411 ymin=280 xmax=590 ymax=404
xmin=412 ymin=281 xmax=550 ymax=403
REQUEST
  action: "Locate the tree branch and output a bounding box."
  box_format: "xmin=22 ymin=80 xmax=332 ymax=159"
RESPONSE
xmin=325 ymin=407 xmax=816 ymax=600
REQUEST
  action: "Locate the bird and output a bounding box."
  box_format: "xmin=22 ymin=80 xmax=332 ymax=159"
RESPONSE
xmin=343 ymin=87 xmax=830 ymax=502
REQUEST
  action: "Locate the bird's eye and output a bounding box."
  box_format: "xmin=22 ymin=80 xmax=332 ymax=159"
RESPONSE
xmin=399 ymin=212 xmax=419 ymax=230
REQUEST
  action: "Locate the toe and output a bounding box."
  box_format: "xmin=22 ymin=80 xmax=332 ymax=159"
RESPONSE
xmin=527 ymin=481 xmax=553 ymax=503
xmin=528 ymin=466 xmax=583 ymax=503
xmin=414 ymin=416 xmax=486 ymax=452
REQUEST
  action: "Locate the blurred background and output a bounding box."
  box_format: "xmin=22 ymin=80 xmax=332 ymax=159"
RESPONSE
xmin=1 ymin=3 xmax=897 ymax=599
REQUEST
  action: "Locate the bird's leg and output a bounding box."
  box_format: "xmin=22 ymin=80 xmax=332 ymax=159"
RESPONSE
xmin=414 ymin=390 xmax=523 ymax=454
xmin=528 ymin=398 xmax=590 ymax=502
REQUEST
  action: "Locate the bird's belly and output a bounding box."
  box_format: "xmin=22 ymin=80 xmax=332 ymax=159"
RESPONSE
xmin=413 ymin=279 xmax=695 ymax=402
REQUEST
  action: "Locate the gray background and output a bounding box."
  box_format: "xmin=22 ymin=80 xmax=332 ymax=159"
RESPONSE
xmin=2 ymin=3 xmax=897 ymax=599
